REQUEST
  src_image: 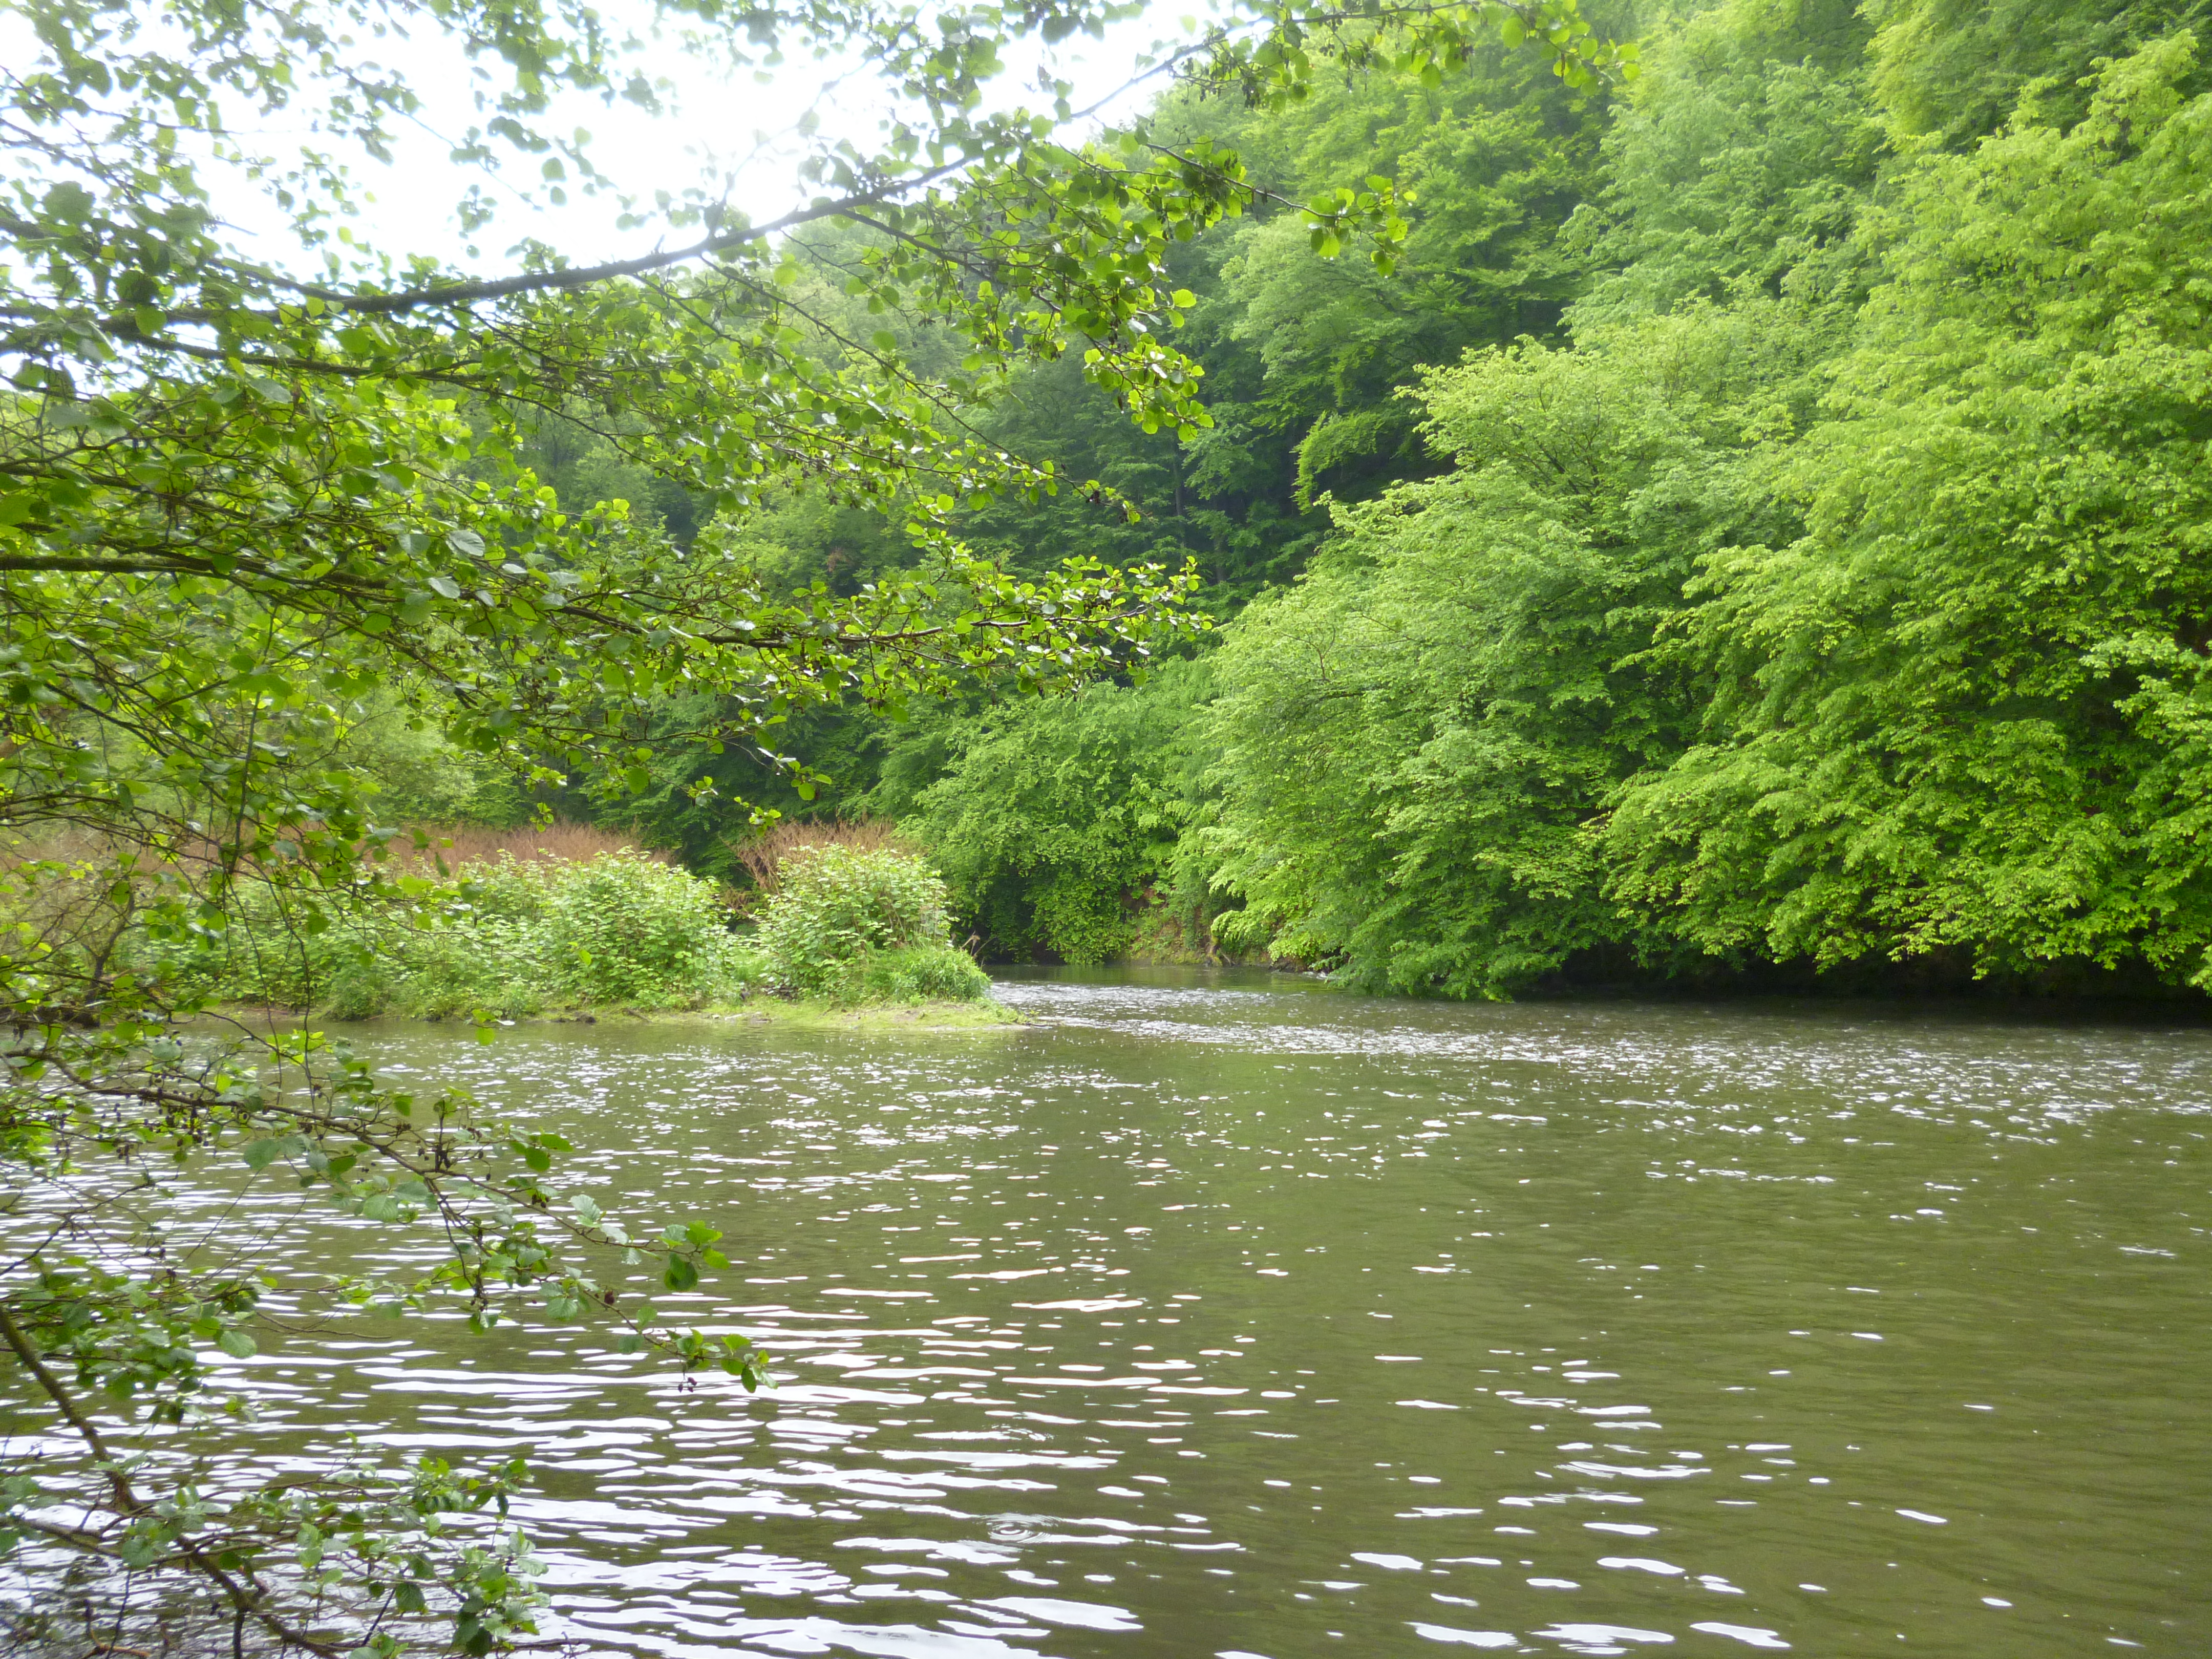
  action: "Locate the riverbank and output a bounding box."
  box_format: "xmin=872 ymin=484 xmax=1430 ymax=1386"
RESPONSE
xmin=667 ymin=996 xmax=1024 ymax=1032
xmin=208 ymin=994 xmax=1026 ymax=1033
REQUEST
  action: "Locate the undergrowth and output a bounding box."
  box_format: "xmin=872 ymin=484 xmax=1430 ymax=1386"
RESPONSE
xmin=134 ymin=846 xmax=991 ymax=1018
xmin=753 ymin=845 xmax=990 ymax=1004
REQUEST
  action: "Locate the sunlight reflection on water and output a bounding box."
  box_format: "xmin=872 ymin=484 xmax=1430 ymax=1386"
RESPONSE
xmin=16 ymin=971 xmax=2212 ymax=1657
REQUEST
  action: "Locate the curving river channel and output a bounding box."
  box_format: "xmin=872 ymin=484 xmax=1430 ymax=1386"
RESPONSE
xmin=181 ymin=972 xmax=2212 ymax=1654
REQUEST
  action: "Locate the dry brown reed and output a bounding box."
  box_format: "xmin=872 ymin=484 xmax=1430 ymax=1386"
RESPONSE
xmin=377 ymin=821 xmax=670 ymax=874
xmin=727 ymin=818 xmax=915 ymax=896
xmin=3 ymin=820 xmax=667 ymax=881
xmin=0 ymin=825 xmax=119 ymax=870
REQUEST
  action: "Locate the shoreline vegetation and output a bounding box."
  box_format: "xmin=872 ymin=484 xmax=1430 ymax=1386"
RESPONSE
xmin=133 ymin=812 xmax=2203 ymax=1031
xmin=204 ymin=998 xmax=1029 ymax=1032
xmin=130 ymin=835 xmax=1008 ymax=1027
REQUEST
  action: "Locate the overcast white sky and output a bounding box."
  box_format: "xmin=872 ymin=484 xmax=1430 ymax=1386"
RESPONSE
xmin=233 ymin=1 xmax=1190 ymax=275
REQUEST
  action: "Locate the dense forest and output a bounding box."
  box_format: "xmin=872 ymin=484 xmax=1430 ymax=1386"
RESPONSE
xmin=443 ymin=0 xmax=2212 ymax=999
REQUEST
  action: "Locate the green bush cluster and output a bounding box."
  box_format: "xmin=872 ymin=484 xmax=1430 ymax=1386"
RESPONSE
xmin=137 ymin=846 xmax=993 ymax=1017
xmin=871 ymin=659 xmax=1215 ymax=964
xmin=753 ymin=845 xmax=988 ymax=1002
xmin=144 ymin=853 xmax=762 ymax=1018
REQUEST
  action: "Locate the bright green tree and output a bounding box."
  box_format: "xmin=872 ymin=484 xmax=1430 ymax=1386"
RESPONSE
xmin=1605 ymin=33 xmax=2212 ymax=987
xmin=1202 ymin=308 xmax=1797 ymax=992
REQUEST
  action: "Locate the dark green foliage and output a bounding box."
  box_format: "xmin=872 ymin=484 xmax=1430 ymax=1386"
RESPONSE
xmin=953 ymin=23 xmax=1629 ymax=608
xmin=838 ymin=944 xmax=995 ymax=1005
xmin=510 ymin=406 xmax=711 ymax=546
xmin=577 ymin=33 xmax=1643 ymax=864
xmin=881 ymin=661 xmax=1215 ymax=962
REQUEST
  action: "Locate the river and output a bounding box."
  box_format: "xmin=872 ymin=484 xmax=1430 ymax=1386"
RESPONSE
xmin=159 ymin=971 xmax=2212 ymax=1654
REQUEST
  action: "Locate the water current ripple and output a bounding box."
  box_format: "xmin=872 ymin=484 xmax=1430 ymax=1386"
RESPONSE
xmin=10 ymin=969 xmax=2210 ymax=1657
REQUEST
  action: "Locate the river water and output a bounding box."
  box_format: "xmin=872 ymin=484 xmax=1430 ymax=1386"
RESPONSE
xmin=177 ymin=973 xmax=2212 ymax=1654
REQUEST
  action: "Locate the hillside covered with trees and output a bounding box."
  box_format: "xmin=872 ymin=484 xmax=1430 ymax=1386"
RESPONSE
xmin=533 ymin=0 xmax=2211 ymax=999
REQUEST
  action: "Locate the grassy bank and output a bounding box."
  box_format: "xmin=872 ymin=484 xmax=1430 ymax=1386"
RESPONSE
xmin=686 ymin=997 xmax=1024 ymax=1032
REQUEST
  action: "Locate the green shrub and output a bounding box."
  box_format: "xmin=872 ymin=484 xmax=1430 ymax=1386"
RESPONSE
xmin=1029 ymin=871 xmax=1135 ymax=966
xmin=140 ymin=852 xmax=758 ymax=1017
xmin=755 ymin=845 xmax=985 ymax=999
xmin=839 ymin=944 xmax=993 ymax=1005
xmin=135 ymin=850 xmax=987 ymax=1016
xmin=878 ymin=663 xmax=1213 ymax=965
xmin=450 ymin=857 xmax=560 ymax=925
xmin=319 ymin=950 xmax=408 ymax=1021
xmin=531 ymin=852 xmax=740 ymax=1006
xmin=136 ymin=882 xmax=389 ymax=1013
xmin=381 ymin=922 xmax=544 ymax=1020
xmin=723 ymin=941 xmax=771 ymax=989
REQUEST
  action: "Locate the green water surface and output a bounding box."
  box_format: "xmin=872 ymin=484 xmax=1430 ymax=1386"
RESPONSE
xmin=184 ymin=972 xmax=2212 ymax=1656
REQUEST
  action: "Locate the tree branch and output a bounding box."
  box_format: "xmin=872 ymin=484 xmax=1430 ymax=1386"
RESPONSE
xmin=0 ymin=1298 xmax=134 ymax=1508
xmin=222 ymin=163 xmax=973 ymax=315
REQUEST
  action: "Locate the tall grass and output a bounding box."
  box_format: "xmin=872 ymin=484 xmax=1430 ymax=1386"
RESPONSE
xmin=728 ymin=819 xmax=913 ymax=897
xmin=380 ymin=821 xmax=669 ymax=875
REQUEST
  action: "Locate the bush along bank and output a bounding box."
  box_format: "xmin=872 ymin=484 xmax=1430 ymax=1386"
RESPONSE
xmin=143 ymin=847 xmax=999 ymax=1021
xmin=751 ymin=844 xmax=993 ymax=1006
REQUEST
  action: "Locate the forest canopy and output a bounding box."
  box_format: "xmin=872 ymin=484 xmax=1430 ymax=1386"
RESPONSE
xmin=811 ymin=0 xmax=2212 ymax=1001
